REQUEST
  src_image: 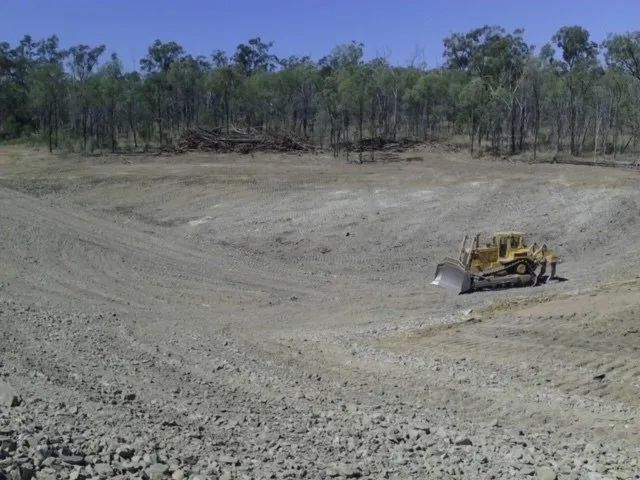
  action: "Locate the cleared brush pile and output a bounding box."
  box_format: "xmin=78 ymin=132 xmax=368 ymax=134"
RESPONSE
xmin=338 ymin=137 xmax=422 ymax=152
xmin=174 ymin=127 xmax=314 ymax=154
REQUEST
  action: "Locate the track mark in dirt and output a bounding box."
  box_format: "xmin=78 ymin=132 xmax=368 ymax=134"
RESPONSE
xmin=188 ymin=216 xmax=213 ymax=226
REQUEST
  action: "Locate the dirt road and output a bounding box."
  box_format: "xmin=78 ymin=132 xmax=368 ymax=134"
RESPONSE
xmin=1 ymin=146 xmax=639 ymax=479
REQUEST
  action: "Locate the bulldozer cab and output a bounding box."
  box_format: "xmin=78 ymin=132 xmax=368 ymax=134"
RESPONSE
xmin=493 ymin=232 xmax=525 ymax=259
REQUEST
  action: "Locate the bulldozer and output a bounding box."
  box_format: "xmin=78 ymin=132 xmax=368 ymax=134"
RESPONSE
xmin=432 ymin=232 xmax=559 ymax=294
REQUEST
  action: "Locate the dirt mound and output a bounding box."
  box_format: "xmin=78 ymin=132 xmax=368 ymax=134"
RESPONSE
xmin=174 ymin=126 xmax=314 ymax=154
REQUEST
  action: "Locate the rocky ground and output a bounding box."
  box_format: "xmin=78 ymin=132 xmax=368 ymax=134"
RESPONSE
xmin=0 ymin=146 xmax=639 ymax=479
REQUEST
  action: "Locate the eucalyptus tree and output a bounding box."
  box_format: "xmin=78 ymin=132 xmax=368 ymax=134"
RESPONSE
xmin=367 ymin=57 xmax=398 ymax=141
xmin=318 ymin=69 xmax=341 ymax=154
xmin=28 ymin=36 xmax=68 ymax=151
xmin=0 ymin=36 xmax=39 ymax=138
xmin=319 ymin=42 xmax=364 ymax=157
xmin=603 ymin=33 xmax=640 ymax=155
xmin=338 ymin=63 xmax=370 ymax=162
xmin=140 ymin=40 xmax=186 ymax=144
xmin=603 ymin=32 xmax=640 ymax=81
xmin=207 ymin=64 xmax=237 ymax=134
xmin=203 ymin=50 xmax=233 ymax=133
xmin=67 ymin=44 xmax=105 ymax=150
xmin=122 ymin=72 xmax=143 ymax=148
xmin=459 ymin=77 xmax=489 ymax=152
xmin=552 ymin=26 xmax=599 ymax=155
xmin=444 ymin=26 xmax=531 ymax=153
xmin=521 ymin=55 xmax=547 ymax=159
xmin=98 ymin=54 xmax=124 ymax=152
xmin=167 ymin=55 xmax=207 ymax=130
xmin=0 ymin=41 xmax=21 ymax=137
xmin=278 ymin=56 xmax=319 ymax=137
xmin=233 ymin=37 xmax=277 ymax=76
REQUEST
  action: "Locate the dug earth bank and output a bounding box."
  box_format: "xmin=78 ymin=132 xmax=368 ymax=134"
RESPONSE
xmin=0 ymin=146 xmax=639 ymax=479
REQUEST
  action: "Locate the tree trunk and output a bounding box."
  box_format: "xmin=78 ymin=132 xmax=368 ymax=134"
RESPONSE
xmin=82 ymin=110 xmax=88 ymax=152
xmin=518 ymin=103 xmax=526 ymax=152
xmin=579 ymin=116 xmax=591 ymax=156
xmin=330 ymin=124 xmax=335 ymax=157
xmin=111 ymin=106 xmax=116 ymax=153
xmin=358 ymin=98 xmax=363 ymax=164
xmin=568 ymin=78 xmax=576 ymax=155
xmin=470 ymin=118 xmax=475 ymax=154
xmin=370 ymin=96 xmax=376 ymax=163
xmin=54 ymin=99 xmax=59 ymax=149
xmin=48 ymin=107 xmax=53 ymax=153
xmin=302 ymin=108 xmax=308 ymax=138
xmin=612 ymin=110 xmax=618 ymax=160
xmin=533 ymin=93 xmax=540 ymax=162
xmin=128 ymin=105 xmax=137 ymax=149
xmin=510 ymin=99 xmax=516 ymax=155
xmin=392 ymin=88 xmax=398 ymax=140
xmin=594 ymin=104 xmax=600 ymax=164
xmin=555 ymin=115 xmax=562 ymax=153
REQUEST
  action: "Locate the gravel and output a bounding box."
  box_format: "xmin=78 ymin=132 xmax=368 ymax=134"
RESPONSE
xmin=1 ymin=147 xmax=639 ymax=478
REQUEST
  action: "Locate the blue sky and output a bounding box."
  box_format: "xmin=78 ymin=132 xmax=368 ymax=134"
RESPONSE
xmin=2 ymin=0 xmax=640 ymax=70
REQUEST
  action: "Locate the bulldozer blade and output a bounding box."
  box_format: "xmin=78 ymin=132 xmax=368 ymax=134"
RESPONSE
xmin=432 ymin=259 xmax=473 ymax=294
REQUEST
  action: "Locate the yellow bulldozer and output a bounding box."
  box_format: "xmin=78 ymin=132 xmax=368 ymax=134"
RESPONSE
xmin=432 ymin=232 xmax=560 ymax=294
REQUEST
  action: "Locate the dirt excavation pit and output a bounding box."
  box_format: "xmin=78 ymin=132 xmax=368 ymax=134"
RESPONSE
xmin=1 ymin=145 xmax=639 ymax=479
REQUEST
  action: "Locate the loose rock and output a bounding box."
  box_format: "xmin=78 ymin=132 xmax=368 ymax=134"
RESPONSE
xmin=0 ymin=382 xmax=21 ymax=408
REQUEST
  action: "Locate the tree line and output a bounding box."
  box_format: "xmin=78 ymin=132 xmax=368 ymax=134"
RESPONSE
xmin=1 ymin=26 xmax=640 ymax=159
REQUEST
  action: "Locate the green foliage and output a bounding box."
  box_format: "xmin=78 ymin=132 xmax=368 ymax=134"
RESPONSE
xmin=319 ymin=42 xmax=364 ymax=72
xmin=1 ymin=27 xmax=640 ymax=158
xmin=603 ymin=32 xmax=640 ymax=80
xmin=233 ymin=37 xmax=277 ymax=76
xmin=553 ymin=26 xmax=598 ymax=69
xmin=140 ymin=40 xmax=184 ymax=73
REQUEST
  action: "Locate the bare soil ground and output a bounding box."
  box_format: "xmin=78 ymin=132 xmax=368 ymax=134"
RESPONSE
xmin=0 ymin=145 xmax=639 ymax=479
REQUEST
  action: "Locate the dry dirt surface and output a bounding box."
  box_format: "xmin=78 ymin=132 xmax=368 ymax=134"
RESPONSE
xmin=0 ymin=146 xmax=639 ymax=480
